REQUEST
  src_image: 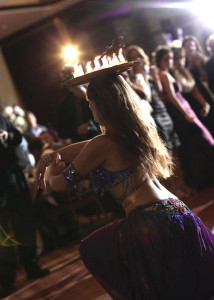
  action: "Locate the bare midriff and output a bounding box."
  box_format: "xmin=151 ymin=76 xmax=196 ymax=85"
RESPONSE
xmin=122 ymin=177 xmax=177 ymax=216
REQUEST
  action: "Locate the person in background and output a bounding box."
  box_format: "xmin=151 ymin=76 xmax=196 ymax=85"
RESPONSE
xmin=36 ymin=68 xmax=214 ymax=300
xmin=182 ymin=35 xmax=214 ymax=135
xmin=2 ymin=104 xmax=36 ymax=178
xmin=0 ymin=113 xmax=49 ymax=298
xmin=173 ymin=47 xmax=214 ymax=137
xmin=24 ymin=110 xmax=47 ymax=142
xmin=125 ymin=45 xmax=189 ymax=198
xmin=57 ymin=65 xmax=100 ymax=142
xmin=205 ymin=33 xmax=214 ymax=94
xmin=182 ymin=35 xmax=208 ymax=82
xmin=155 ymin=46 xmax=214 ymax=190
xmin=39 ymin=130 xmax=66 ymax=151
xmin=28 ymin=133 xmax=75 ymax=252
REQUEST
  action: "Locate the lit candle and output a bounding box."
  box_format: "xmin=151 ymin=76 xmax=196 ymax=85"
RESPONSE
xmin=78 ymin=64 xmax=84 ymax=76
xmin=73 ymin=63 xmax=80 ymax=77
xmin=118 ymin=48 xmax=126 ymax=63
xmin=112 ymin=53 xmax=120 ymax=65
xmin=94 ymin=56 xmax=101 ymax=70
xmin=101 ymin=55 xmax=109 ymax=68
xmin=86 ymin=61 xmax=93 ymax=73
xmin=107 ymin=56 xmax=113 ymax=66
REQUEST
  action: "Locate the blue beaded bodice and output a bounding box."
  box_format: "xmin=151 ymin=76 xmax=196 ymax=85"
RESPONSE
xmin=90 ymin=167 xmax=135 ymax=204
xmin=63 ymin=163 xmax=138 ymax=205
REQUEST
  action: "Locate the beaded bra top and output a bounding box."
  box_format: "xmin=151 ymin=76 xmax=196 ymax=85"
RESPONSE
xmin=90 ymin=166 xmax=137 ymax=205
xmin=62 ymin=164 xmax=138 ymax=205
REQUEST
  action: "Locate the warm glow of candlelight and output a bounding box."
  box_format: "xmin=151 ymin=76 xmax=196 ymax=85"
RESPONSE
xmin=86 ymin=61 xmax=93 ymax=73
xmin=118 ymin=48 xmax=126 ymax=63
xmin=94 ymin=56 xmax=101 ymax=69
xmin=107 ymin=56 xmax=112 ymax=66
xmin=73 ymin=63 xmax=84 ymax=77
xmin=112 ymin=53 xmax=120 ymax=65
xmin=101 ymin=55 xmax=109 ymax=68
xmin=78 ymin=64 xmax=84 ymax=76
xmin=73 ymin=63 xmax=80 ymax=77
xmin=69 ymin=49 xmax=127 ymax=78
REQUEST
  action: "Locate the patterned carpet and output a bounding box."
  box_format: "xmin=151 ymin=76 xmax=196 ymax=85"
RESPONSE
xmin=4 ymin=186 xmax=214 ymax=300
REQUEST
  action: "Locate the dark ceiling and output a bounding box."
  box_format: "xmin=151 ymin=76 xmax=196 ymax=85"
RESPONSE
xmin=0 ymin=0 xmax=61 ymax=9
xmin=0 ymin=0 xmax=84 ymax=41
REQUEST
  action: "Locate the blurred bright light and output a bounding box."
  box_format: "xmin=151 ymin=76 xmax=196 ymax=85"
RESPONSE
xmin=62 ymin=45 xmax=78 ymax=63
xmin=170 ymin=39 xmax=182 ymax=48
xmin=191 ymin=0 xmax=214 ymax=29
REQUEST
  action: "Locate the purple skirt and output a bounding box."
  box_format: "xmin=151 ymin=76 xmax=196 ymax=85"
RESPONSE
xmin=80 ymin=199 xmax=214 ymax=300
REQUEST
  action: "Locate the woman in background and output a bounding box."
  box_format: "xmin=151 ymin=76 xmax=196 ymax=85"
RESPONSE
xmin=205 ymin=33 xmax=214 ymax=97
xmin=155 ymin=46 xmax=214 ymax=190
xmin=182 ymin=35 xmax=214 ymax=135
xmin=125 ymin=45 xmax=189 ymax=198
xmin=174 ymin=46 xmax=214 ymax=137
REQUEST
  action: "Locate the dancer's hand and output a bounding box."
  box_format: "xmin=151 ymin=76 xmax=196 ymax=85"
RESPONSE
xmin=49 ymin=153 xmax=66 ymax=177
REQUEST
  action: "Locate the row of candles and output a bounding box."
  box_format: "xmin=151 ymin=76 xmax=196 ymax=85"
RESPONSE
xmin=72 ymin=48 xmax=126 ymax=78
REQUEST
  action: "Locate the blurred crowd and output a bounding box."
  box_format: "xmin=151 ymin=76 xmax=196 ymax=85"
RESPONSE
xmin=124 ymin=34 xmax=214 ymax=196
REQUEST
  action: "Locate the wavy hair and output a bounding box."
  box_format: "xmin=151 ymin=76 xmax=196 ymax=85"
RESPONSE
xmin=87 ymin=74 xmax=173 ymax=179
xmin=126 ymin=45 xmax=150 ymax=66
xmin=182 ymin=35 xmax=205 ymax=55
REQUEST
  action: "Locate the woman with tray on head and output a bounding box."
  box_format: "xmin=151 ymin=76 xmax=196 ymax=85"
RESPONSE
xmin=36 ymin=59 xmax=214 ymax=300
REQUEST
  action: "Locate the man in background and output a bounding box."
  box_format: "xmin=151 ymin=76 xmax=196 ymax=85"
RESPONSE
xmin=0 ymin=112 xmax=49 ymax=298
xmin=24 ymin=111 xmax=47 ymax=142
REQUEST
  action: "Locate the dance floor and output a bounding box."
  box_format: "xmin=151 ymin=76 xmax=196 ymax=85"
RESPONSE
xmin=5 ymin=186 xmax=214 ymax=300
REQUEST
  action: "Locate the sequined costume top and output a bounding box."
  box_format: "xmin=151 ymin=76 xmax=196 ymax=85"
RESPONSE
xmin=62 ymin=164 xmax=137 ymax=205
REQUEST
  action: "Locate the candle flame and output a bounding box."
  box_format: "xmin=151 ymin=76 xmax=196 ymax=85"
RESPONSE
xmin=86 ymin=61 xmax=93 ymax=73
xmin=69 ymin=49 xmax=127 ymax=78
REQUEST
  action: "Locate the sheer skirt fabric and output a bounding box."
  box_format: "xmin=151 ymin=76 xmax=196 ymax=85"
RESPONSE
xmin=80 ymin=199 xmax=214 ymax=300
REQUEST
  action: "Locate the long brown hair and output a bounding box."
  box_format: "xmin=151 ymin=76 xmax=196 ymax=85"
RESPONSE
xmin=87 ymin=74 xmax=173 ymax=179
xmin=182 ymin=35 xmax=205 ymax=55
